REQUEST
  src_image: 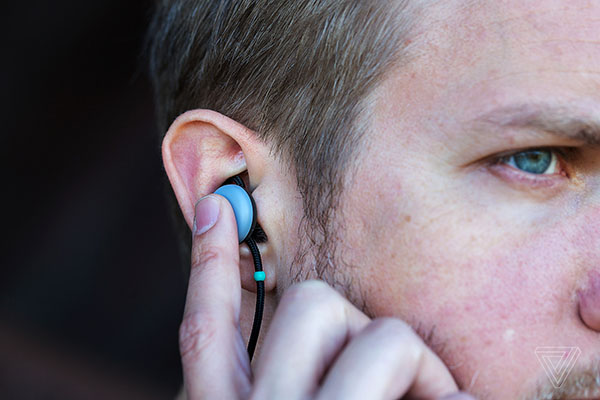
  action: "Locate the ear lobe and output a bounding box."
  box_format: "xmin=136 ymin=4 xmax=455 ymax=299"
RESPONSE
xmin=239 ymin=242 xmax=276 ymax=292
xmin=161 ymin=109 xmax=249 ymax=231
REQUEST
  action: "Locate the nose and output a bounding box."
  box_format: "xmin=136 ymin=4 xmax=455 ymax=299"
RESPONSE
xmin=578 ymin=270 xmax=600 ymax=331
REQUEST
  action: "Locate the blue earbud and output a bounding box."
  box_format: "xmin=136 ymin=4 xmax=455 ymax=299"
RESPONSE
xmin=214 ymin=184 xmax=257 ymax=243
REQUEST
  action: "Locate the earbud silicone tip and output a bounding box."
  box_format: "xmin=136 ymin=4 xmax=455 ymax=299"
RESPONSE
xmin=214 ymin=184 xmax=256 ymax=243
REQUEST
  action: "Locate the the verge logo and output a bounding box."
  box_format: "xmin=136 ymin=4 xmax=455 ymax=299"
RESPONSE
xmin=535 ymin=346 xmax=581 ymax=388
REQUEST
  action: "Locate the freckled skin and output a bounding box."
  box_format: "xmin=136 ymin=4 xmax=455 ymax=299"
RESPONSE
xmin=315 ymin=1 xmax=600 ymax=399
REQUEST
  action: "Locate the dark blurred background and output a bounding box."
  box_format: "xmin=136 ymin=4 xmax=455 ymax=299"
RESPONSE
xmin=1 ymin=1 xmax=187 ymax=399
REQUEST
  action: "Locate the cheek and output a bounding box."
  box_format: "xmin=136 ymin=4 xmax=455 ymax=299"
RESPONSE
xmin=365 ymin=213 xmax=585 ymax=397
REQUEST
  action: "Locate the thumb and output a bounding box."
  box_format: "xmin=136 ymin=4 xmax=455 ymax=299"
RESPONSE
xmin=180 ymin=194 xmax=250 ymax=399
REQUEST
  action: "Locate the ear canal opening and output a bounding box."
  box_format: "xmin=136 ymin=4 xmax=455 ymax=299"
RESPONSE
xmin=225 ymin=175 xmax=246 ymax=189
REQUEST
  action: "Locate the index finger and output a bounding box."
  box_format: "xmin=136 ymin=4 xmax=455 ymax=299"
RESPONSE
xmin=179 ymin=194 xmax=251 ymax=399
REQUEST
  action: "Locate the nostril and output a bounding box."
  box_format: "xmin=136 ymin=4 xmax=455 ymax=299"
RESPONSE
xmin=578 ymin=270 xmax=600 ymax=331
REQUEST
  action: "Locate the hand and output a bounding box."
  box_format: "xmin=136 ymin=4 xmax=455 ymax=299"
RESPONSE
xmin=180 ymin=194 xmax=476 ymax=400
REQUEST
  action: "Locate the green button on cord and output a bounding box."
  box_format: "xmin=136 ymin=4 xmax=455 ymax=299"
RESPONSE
xmin=254 ymin=271 xmax=266 ymax=282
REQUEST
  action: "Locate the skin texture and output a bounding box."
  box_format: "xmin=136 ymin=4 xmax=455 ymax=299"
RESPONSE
xmin=162 ymin=0 xmax=600 ymax=399
xmin=333 ymin=0 xmax=600 ymax=398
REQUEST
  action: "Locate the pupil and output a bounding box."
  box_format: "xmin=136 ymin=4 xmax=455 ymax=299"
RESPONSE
xmin=514 ymin=150 xmax=551 ymax=174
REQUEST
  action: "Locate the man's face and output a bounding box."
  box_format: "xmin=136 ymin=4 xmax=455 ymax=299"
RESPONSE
xmin=335 ymin=0 xmax=600 ymax=398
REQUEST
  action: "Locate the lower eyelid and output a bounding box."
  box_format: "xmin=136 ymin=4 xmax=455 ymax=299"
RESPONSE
xmin=488 ymin=162 xmax=566 ymax=189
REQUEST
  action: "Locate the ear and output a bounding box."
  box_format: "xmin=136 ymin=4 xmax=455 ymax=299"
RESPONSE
xmin=161 ymin=109 xmax=276 ymax=292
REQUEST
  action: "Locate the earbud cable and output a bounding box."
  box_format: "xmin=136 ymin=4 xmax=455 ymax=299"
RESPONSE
xmin=227 ymin=175 xmax=264 ymax=361
xmin=244 ymin=236 xmax=264 ymax=362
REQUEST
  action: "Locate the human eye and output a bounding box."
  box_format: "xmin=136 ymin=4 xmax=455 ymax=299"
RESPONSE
xmin=487 ymin=146 xmax=576 ymax=188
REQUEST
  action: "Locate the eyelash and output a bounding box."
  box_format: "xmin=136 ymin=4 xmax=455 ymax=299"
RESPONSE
xmin=488 ymin=146 xmax=574 ymax=187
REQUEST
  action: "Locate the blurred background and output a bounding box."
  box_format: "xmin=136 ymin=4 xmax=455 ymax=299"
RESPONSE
xmin=1 ymin=1 xmax=187 ymax=398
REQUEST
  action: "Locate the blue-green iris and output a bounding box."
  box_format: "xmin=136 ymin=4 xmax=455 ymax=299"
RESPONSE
xmin=513 ymin=149 xmax=552 ymax=174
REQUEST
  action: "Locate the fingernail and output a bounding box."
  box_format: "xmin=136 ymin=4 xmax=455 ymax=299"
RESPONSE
xmin=193 ymin=195 xmax=220 ymax=236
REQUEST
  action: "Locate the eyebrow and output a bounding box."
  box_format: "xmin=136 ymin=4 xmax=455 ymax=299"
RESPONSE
xmin=472 ymin=103 xmax=600 ymax=147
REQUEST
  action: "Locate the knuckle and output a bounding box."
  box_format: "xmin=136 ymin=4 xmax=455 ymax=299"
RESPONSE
xmin=192 ymin=243 xmax=230 ymax=269
xmin=368 ymin=317 xmax=411 ymax=334
xmin=283 ymin=279 xmax=336 ymax=302
xmin=366 ymin=317 xmax=424 ymax=360
xmin=191 ymin=246 xmax=223 ymax=270
xmin=281 ymin=279 xmax=340 ymax=308
xmin=179 ymin=312 xmax=219 ymax=363
xmin=279 ymin=280 xmax=345 ymax=322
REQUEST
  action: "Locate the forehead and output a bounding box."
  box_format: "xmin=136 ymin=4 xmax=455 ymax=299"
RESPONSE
xmin=373 ymin=0 xmax=600 ymax=145
xmin=409 ymin=0 xmax=599 ymax=99
xmin=412 ymin=0 xmax=600 ymax=63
